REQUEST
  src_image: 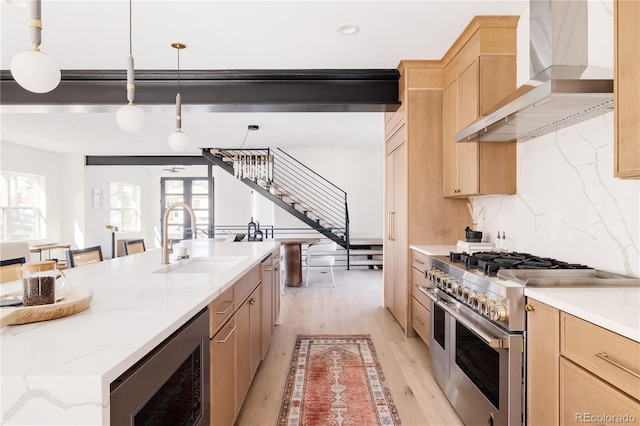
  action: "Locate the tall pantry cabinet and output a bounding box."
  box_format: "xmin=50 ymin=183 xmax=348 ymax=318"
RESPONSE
xmin=384 ymin=61 xmax=471 ymax=335
xmin=614 ymin=0 xmax=640 ymax=179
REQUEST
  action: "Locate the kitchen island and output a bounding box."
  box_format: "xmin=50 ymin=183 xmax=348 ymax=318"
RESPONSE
xmin=0 ymin=239 xmax=279 ymax=425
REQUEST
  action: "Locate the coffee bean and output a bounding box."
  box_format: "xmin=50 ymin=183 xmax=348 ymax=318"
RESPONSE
xmin=22 ymin=276 xmax=55 ymax=306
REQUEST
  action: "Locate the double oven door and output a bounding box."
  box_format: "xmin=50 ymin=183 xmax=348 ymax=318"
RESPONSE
xmin=423 ymin=288 xmax=524 ymax=426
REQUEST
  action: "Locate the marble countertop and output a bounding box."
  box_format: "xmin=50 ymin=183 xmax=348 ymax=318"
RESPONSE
xmin=524 ymin=287 xmax=640 ymax=342
xmin=409 ymin=245 xmax=458 ymax=256
xmin=0 ymin=239 xmax=279 ymax=426
xmin=409 ymin=244 xmax=639 ymax=342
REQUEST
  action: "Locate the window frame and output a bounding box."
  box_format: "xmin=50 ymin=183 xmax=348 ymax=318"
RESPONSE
xmin=109 ymin=182 xmax=142 ymax=232
xmin=160 ymin=177 xmax=214 ymax=242
xmin=0 ymin=171 xmax=46 ymax=240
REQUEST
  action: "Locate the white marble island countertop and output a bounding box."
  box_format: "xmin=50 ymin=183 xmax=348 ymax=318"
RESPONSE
xmin=0 ymin=239 xmax=279 ymax=426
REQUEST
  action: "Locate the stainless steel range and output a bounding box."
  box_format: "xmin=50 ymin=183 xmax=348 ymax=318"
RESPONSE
xmin=418 ymin=251 xmax=640 ymax=426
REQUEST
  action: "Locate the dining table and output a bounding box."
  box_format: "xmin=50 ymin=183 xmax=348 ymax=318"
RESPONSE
xmin=29 ymin=243 xmax=71 ymax=261
xmin=276 ymin=238 xmax=320 ymax=287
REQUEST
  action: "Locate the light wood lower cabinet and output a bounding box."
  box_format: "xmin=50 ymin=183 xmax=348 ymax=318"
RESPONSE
xmin=261 ymin=250 xmax=280 ymax=359
xmin=410 ymin=250 xmax=431 ymax=346
xmin=210 ymin=318 xmax=236 ymax=426
xmin=235 ymin=284 xmax=262 ymax=414
xmin=526 ymin=298 xmax=640 ymax=426
xmin=526 ymin=299 xmax=560 ymax=426
xmin=209 ymin=263 xmax=268 ymax=425
xmin=560 ymin=358 xmax=640 ymax=425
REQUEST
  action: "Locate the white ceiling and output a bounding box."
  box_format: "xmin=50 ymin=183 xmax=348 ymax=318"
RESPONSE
xmin=0 ymin=0 xmax=528 ymax=155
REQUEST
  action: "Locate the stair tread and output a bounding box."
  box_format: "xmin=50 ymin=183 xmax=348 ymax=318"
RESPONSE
xmin=348 ymin=249 xmax=383 ymax=255
xmin=349 ymin=259 xmax=383 ymax=266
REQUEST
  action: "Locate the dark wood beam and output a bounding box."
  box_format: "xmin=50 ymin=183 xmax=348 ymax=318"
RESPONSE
xmin=1 ymin=69 xmax=400 ymax=112
xmin=85 ymin=156 xmax=211 ymax=166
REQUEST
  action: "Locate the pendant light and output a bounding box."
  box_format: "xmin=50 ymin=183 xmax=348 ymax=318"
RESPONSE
xmin=10 ymin=0 xmax=61 ymax=93
xmin=116 ymin=0 xmax=145 ymax=132
xmin=168 ymin=42 xmax=188 ymax=152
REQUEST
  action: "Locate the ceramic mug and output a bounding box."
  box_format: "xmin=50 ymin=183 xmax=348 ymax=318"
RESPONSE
xmin=21 ymin=261 xmax=66 ymax=306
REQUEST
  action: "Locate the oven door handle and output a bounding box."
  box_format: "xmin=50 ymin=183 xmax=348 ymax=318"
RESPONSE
xmin=436 ymin=299 xmax=510 ymax=349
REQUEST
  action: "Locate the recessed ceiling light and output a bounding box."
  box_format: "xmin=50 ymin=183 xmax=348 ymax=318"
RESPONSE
xmin=337 ymin=24 xmax=360 ymax=36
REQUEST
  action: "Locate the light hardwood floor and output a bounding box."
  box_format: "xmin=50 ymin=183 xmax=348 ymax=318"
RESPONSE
xmin=236 ymin=268 xmax=464 ymax=426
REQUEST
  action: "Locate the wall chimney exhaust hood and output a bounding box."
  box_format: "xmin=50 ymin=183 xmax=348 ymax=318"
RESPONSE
xmin=456 ymin=0 xmax=614 ymax=143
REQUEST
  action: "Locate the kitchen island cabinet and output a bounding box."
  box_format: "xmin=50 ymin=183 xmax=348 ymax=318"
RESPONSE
xmin=614 ymin=0 xmax=640 ymax=179
xmin=525 ymin=297 xmax=640 ymax=425
xmin=209 ymin=262 xmax=263 ymax=425
xmin=442 ymin=17 xmax=518 ymax=197
xmin=0 ymin=240 xmax=280 ymax=425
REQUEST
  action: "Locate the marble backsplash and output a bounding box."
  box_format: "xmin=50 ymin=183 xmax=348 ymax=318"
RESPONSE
xmin=469 ymin=112 xmax=640 ymax=277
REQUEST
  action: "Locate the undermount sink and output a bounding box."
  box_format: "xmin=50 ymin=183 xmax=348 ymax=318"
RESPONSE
xmin=155 ymin=256 xmax=247 ymax=274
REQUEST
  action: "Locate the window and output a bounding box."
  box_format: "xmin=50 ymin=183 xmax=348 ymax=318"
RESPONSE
xmin=0 ymin=171 xmax=45 ymax=240
xmin=110 ymin=182 xmax=141 ymax=232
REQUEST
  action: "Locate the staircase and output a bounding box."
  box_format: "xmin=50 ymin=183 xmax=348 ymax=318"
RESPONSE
xmin=202 ymin=147 xmax=357 ymax=263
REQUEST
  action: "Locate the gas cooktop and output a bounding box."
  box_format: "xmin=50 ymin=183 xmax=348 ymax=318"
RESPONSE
xmin=444 ymin=251 xmax=640 ymax=287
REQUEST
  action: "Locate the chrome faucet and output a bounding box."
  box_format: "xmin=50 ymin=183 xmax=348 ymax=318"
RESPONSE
xmin=162 ymin=202 xmax=197 ymax=264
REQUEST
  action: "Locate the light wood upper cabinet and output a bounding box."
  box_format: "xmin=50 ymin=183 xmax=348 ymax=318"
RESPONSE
xmin=441 ymin=18 xmax=518 ymax=197
xmin=614 ymin=0 xmax=640 ymax=179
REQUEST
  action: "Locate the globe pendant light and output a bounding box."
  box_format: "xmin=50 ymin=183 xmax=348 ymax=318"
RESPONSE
xmin=10 ymin=0 xmax=61 ymax=93
xmin=168 ymin=42 xmax=188 ymax=152
xmin=116 ymin=0 xmax=145 ymax=132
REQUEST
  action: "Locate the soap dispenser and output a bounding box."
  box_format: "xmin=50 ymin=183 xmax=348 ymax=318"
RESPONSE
xmin=247 ymin=217 xmax=257 ymax=241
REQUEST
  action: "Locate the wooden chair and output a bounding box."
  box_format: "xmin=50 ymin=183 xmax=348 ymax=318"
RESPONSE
xmin=0 ymin=257 xmax=25 ymax=284
xmin=123 ymin=239 xmax=146 ymax=255
xmin=66 ymin=246 xmax=103 ymax=268
xmin=305 ymin=242 xmax=337 ymax=287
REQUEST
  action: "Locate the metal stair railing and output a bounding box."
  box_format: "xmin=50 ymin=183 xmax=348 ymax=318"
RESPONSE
xmin=202 ymin=148 xmax=350 ymax=264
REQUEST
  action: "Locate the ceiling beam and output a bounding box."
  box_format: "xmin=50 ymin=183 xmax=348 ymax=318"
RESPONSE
xmin=1 ymin=69 xmax=400 ymax=113
xmin=85 ymin=156 xmax=211 ymax=166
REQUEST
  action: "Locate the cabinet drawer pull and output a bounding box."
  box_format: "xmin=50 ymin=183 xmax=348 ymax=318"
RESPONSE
xmin=215 ymin=325 xmax=237 ymax=343
xmin=596 ymin=353 xmax=640 ymax=379
xmin=216 ymin=300 xmax=234 ymax=315
xmin=415 ymin=259 xmax=425 ymax=265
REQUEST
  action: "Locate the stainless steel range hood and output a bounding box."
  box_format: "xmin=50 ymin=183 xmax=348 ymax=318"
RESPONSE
xmin=456 ymin=0 xmax=614 ymax=143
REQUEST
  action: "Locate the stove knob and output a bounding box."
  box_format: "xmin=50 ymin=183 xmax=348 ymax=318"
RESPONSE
xmin=471 ymin=294 xmax=487 ymax=311
xmin=449 ymin=280 xmax=460 ymax=293
xmin=463 ymin=289 xmax=476 ymax=303
xmin=481 ymin=299 xmax=496 ymax=316
xmin=455 ymin=284 xmax=466 ymax=298
xmin=489 ymin=303 xmax=508 ymax=322
xmin=437 ymin=274 xmax=448 ymax=289
xmin=426 ymin=268 xmax=437 ymax=281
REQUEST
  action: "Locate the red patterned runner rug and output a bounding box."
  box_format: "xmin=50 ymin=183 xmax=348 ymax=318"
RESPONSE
xmin=278 ymin=334 xmax=402 ymax=426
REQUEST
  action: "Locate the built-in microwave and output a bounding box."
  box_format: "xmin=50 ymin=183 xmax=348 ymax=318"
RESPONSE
xmin=110 ymin=309 xmax=210 ymax=426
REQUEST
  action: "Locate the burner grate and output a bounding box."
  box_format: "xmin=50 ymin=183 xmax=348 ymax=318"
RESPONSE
xmin=447 ymin=251 xmax=591 ymax=274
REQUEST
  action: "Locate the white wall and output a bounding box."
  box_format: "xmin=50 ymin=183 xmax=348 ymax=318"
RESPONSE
xmin=0 ymin=142 xmax=65 ymax=261
xmin=281 ymin=146 xmax=384 ymax=239
xmin=3 ymin=129 xmax=383 ymax=259
xmin=470 ymin=0 xmax=640 ymax=276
